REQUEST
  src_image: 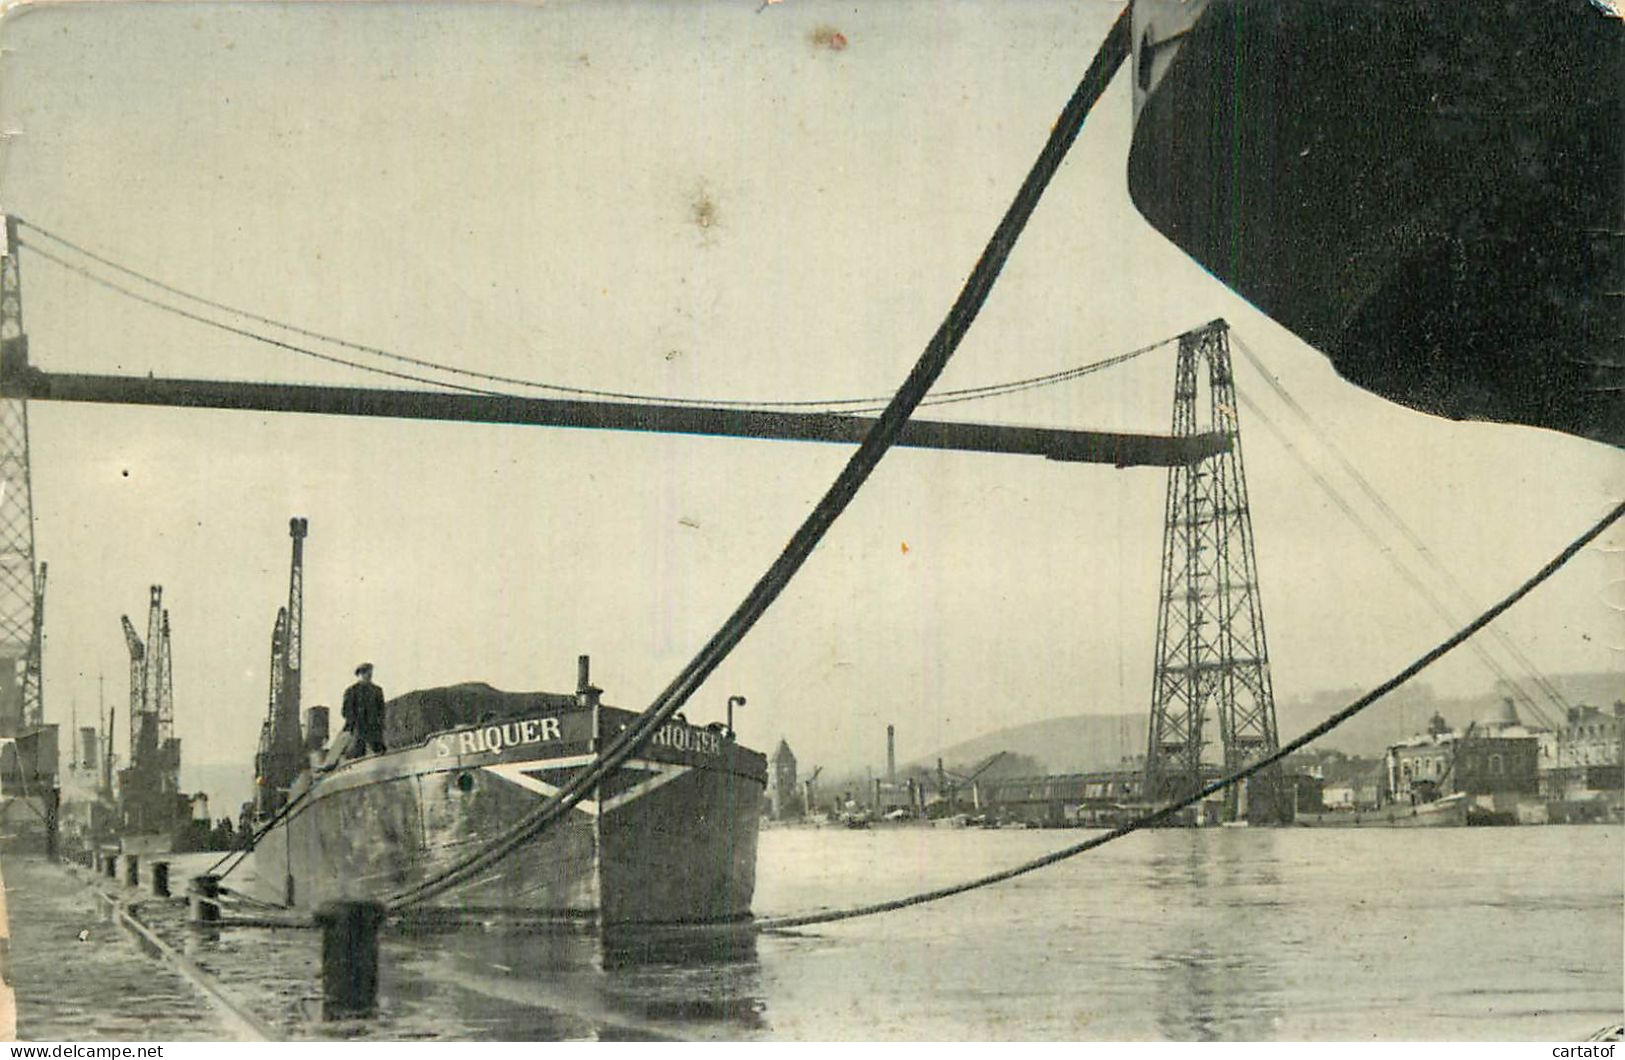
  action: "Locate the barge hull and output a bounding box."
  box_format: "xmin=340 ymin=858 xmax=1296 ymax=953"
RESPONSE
xmin=247 ymin=705 xmax=765 ymax=925
xmin=1296 ymin=795 xmax=1467 ymax=828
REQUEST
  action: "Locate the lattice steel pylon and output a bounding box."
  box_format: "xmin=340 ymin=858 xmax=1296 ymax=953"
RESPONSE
xmin=1144 ymin=320 xmax=1284 ymax=822
xmin=0 ymin=214 xmax=45 ymax=739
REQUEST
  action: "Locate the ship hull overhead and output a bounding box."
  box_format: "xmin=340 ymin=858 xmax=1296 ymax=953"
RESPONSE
xmin=1127 ymin=0 xmax=1624 ymax=446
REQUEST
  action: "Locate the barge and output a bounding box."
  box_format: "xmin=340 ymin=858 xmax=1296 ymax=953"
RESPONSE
xmin=244 ymin=676 xmax=766 ymax=926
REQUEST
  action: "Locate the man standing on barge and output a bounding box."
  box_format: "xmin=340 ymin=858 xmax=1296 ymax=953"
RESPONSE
xmin=343 ymin=662 xmax=387 ymax=758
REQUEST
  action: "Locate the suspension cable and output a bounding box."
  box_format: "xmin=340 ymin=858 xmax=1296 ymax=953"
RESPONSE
xmin=752 ymin=497 xmax=1623 ymax=930
xmin=383 ymin=8 xmax=1134 ymax=912
xmin=1233 ymin=335 xmax=1577 ymax=720
xmin=1232 ymin=338 xmax=1570 ymax=729
xmin=840 ymin=338 xmax=1171 ymax=415
xmin=16 ymin=218 xmax=1169 ymax=413
xmin=1235 ymin=388 xmax=1556 ymax=733
xmin=16 ymin=239 xmax=508 ymax=397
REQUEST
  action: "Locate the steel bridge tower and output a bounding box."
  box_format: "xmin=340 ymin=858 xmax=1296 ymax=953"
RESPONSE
xmin=1144 ymin=320 xmax=1284 ymax=822
xmin=0 ymin=216 xmax=45 ymax=740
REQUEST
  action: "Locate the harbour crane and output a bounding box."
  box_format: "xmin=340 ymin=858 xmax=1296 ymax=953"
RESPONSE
xmin=963 ymin=751 xmax=1008 ymax=811
xmin=255 ymin=518 xmax=308 ymax=818
xmin=119 ymin=613 xmax=145 ymax=765
xmin=801 ymin=765 xmax=824 ymax=817
xmin=254 ymin=607 xmax=289 ymax=816
xmin=937 ymin=751 xmax=1009 ymax=815
xmin=157 ymin=610 xmax=174 ymax=746
xmin=116 ymin=586 xmax=184 ymax=834
xmin=141 ymin=587 xmax=162 ymax=755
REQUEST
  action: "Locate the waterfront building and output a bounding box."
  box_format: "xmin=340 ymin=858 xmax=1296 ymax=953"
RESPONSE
xmin=1537 ymin=702 xmax=1623 ymax=820
xmin=871 ymin=778 xmax=920 ymax=817
xmin=1384 ymin=701 xmax=1539 ymax=820
xmin=1321 ymin=765 xmax=1382 ymax=810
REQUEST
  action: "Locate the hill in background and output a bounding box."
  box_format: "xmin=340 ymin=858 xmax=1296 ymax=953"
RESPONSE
xmin=918 ymin=670 xmax=1623 ymax=776
xmin=920 ymin=713 xmax=1144 ymax=777
xmin=181 ymin=671 xmax=1621 ymax=806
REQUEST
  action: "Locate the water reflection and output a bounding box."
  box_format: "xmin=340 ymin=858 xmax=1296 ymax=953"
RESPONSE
xmin=1145 ymin=833 xmax=1284 ymax=1040
xmin=391 ymin=920 xmax=767 ymax=1039
xmin=180 ymin=924 xmax=220 ymax=955
xmin=44 ymin=829 xmax=1615 ymax=1040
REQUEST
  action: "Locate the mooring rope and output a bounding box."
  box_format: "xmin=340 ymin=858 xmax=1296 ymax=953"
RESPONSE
xmin=748 ymin=496 xmax=1620 ymax=929
xmin=101 ymin=0 xmax=1610 ymax=932
xmin=188 ymin=403 xmax=1621 ymax=934
xmin=372 ymin=499 xmax=1615 ymax=935
xmin=1234 ymin=386 xmax=1557 ymax=732
xmin=231 ymin=498 xmax=1613 ymax=936
xmin=1233 ymin=333 xmax=1573 ymax=725
xmin=204 ymin=785 xmax=314 ymax=882
xmin=382 ymin=8 xmax=1135 ymax=912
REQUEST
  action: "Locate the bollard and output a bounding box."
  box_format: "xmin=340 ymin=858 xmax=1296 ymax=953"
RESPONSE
xmin=123 ymin=854 xmax=139 ymax=887
xmin=313 ymin=900 xmax=386 ymax=1020
xmin=188 ymin=874 xmax=221 ymax=926
xmin=150 ymin=861 xmax=170 ymax=898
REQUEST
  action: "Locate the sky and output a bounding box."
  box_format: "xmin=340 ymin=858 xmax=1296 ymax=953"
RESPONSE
xmin=0 ymin=0 xmax=1619 ymax=809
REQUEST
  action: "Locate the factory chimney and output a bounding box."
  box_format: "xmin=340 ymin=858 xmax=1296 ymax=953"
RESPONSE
xmin=886 ymin=725 xmax=896 ymax=782
xmin=576 ymin=655 xmax=601 ymax=709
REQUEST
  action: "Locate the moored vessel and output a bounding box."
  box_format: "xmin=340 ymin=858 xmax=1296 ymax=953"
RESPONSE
xmin=1294 ymin=792 xmax=1469 ymax=828
xmin=244 ymin=675 xmax=766 ymax=926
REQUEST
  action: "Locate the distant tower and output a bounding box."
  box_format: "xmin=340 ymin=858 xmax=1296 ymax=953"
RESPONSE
xmin=886 ymin=724 xmax=896 ymax=782
xmin=769 ymin=738 xmax=798 ymax=819
xmin=1482 ymin=697 xmax=1522 ymax=732
xmin=1144 ymin=321 xmax=1283 ymax=821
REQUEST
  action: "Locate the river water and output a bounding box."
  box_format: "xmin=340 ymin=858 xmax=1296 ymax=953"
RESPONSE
xmin=11 ymin=825 xmax=1623 ymax=1040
